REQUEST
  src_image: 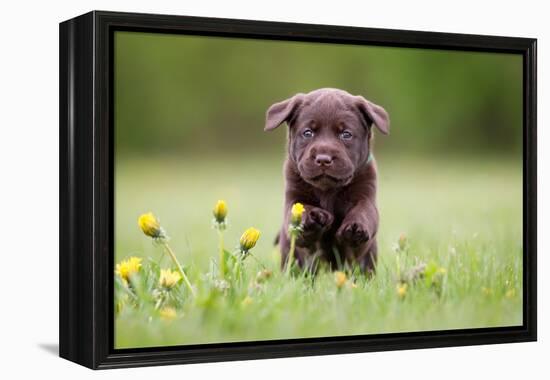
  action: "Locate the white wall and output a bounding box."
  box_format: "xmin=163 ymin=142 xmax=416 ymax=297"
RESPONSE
xmin=0 ymin=0 xmax=546 ymax=378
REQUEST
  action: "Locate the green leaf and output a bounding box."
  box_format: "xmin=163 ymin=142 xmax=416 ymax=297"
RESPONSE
xmin=424 ymin=262 xmax=439 ymax=287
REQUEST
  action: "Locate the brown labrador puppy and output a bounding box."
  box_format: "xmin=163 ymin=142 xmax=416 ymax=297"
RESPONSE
xmin=265 ymin=88 xmax=389 ymax=273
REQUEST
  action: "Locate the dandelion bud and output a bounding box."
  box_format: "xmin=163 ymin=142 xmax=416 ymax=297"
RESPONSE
xmin=334 ymin=271 xmax=347 ymax=289
xmin=398 ymin=233 xmax=408 ymax=251
xmin=159 ymin=268 xmax=182 ymax=289
xmin=138 ymin=212 xmax=163 ymax=238
xmin=159 ymin=307 xmax=177 ymax=320
xmin=256 ymin=269 xmax=273 ymax=283
xmin=397 ymin=283 xmax=408 ymax=298
xmin=241 ymin=296 xmax=253 ymax=306
xmin=213 ymin=200 xmax=228 ymax=223
xmin=239 ymin=227 xmax=261 ymax=254
xmin=115 ymin=256 xmax=142 ymax=283
xmin=290 ymin=202 xmax=305 ymax=226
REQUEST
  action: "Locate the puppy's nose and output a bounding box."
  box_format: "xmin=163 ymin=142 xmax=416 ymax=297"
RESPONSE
xmin=315 ymin=154 xmax=333 ymax=166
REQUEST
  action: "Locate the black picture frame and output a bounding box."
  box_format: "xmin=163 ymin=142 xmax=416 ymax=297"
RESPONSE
xmin=59 ymin=10 xmax=537 ymax=369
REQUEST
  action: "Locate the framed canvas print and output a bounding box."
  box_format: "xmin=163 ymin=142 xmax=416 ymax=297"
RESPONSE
xmin=59 ymin=11 xmax=537 ymax=369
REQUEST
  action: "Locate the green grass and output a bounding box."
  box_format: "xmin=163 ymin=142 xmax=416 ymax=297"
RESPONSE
xmin=114 ymin=154 xmax=522 ymax=349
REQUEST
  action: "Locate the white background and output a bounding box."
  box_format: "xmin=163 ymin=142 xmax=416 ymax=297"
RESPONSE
xmin=0 ymin=0 xmax=546 ymax=378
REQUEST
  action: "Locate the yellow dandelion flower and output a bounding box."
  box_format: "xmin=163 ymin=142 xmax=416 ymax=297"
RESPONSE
xmin=159 ymin=268 xmax=182 ymax=289
xmin=138 ymin=212 xmax=162 ymax=238
xmin=213 ymin=200 xmax=228 ymax=223
xmin=240 ymin=227 xmax=261 ymax=253
xmin=397 ymin=283 xmax=408 ymax=298
xmin=290 ymin=202 xmax=305 ymax=226
xmin=505 ymin=289 xmax=516 ymax=299
xmin=159 ymin=307 xmax=177 ymax=320
xmin=115 ymin=256 xmax=142 ymax=283
xmin=438 ymin=267 xmax=447 ymax=274
xmin=241 ymin=296 xmax=253 ymax=306
xmin=335 ymin=271 xmax=347 ymax=289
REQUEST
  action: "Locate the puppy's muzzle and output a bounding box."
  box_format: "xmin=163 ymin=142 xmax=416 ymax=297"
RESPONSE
xmin=314 ymin=154 xmax=333 ymax=167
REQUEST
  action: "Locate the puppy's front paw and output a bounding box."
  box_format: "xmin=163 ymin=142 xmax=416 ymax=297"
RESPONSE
xmin=302 ymin=207 xmax=333 ymax=234
xmin=337 ymin=221 xmax=370 ymax=247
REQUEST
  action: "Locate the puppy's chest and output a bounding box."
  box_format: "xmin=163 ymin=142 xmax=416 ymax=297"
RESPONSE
xmin=314 ymin=190 xmax=352 ymax=222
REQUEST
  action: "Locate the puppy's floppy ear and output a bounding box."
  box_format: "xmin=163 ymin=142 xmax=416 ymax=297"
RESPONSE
xmin=264 ymin=93 xmax=305 ymax=131
xmin=355 ymin=96 xmax=390 ymax=135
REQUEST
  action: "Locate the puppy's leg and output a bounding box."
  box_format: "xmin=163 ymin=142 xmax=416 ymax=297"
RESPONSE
xmin=359 ymin=239 xmax=378 ymax=275
xmin=336 ymin=236 xmax=378 ymax=275
xmin=280 ymin=205 xmax=333 ymax=270
xmin=299 ymin=206 xmax=334 ymax=243
xmin=336 ymin=200 xmax=379 ymax=274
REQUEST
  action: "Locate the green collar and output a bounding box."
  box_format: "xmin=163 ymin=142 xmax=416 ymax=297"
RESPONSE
xmin=367 ymin=153 xmax=374 ymax=164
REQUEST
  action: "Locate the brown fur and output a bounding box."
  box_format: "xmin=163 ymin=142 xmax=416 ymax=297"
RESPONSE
xmin=264 ymin=88 xmax=390 ymax=273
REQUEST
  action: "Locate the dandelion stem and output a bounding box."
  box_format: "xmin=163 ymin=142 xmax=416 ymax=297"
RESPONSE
xmin=218 ymin=229 xmax=226 ymax=279
xmin=396 ymin=254 xmax=401 ymax=281
xmin=232 ymin=255 xmax=243 ymax=283
xmin=286 ymin=232 xmax=297 ymax=276
xmin=249 ymin=253 xmax=267 ymax=270
xmin=161 ymin=241 xmax=195 ymax=298
xmin=118 ymin=281 xmax=139 ymax=302
xmin=154 ymin=297 xmax=163 ymax=310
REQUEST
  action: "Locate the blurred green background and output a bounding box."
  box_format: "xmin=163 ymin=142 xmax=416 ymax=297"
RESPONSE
xmin=114 ymin=32 xmax=522 ymax=157
xmin=114 ymin=31 xmax=523 ymax=347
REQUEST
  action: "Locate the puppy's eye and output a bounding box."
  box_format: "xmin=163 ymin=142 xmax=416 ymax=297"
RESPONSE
xmin=340 ymin=131 xmax=353 ymax=140
xmin=302 ymin=129 xmax=314 ymax=138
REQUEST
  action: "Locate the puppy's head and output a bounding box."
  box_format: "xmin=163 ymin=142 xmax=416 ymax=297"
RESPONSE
xmin=265 ymin=88 xmax=389 ymax=190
